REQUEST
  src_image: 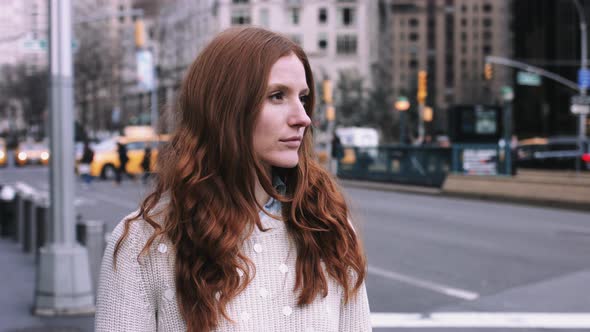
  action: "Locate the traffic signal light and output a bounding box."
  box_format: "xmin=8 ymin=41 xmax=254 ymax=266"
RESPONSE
xmin=417 ymin=70 xmax=427 ymax=104
xmin=423 ymin=106 xmax=433 ymax=122
xmin=484 ymin=63 xmax=493 ymax=80
xmin=135 ymin=19 xmax=145 ymax=48
xmin=323 ymin=79 xmax=333 ymax=104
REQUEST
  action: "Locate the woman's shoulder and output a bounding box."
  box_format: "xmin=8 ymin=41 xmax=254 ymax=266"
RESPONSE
xmin=108 ymin=207 xmax=168 ymax=257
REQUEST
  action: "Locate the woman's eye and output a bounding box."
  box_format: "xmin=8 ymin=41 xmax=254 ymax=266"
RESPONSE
xmin=269 ymin=92 xmax=284 ymax=101
xmin=299 ymin=95 xmax=309 ymax=106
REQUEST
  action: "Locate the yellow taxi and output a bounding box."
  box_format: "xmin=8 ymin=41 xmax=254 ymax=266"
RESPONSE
xmin=15 ymin=140 xmax=50 ymax=166
xmin=90 ymin=134 xmax=170 ymax=179
xmin=0 ymin=138 xmax=7 ymax=167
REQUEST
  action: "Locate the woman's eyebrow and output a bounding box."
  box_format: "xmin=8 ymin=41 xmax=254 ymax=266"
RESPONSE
xmin=267 ymin=83 xmax=309 ymax=94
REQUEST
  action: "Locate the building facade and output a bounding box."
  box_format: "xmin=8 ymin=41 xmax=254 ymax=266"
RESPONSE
xmin=513 ymin=0 xmax=590 ymax=138
xmin=389 ymin=0 xmax=512 ymax=133
xmin=0 ymin=0 xmax=48 ymax=70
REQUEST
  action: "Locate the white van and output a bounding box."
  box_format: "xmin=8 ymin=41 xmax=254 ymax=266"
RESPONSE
xmin=335 ymin=127 xmax=379 ymax=148
xmin=335 ymin=127 xmax=380 ymax=165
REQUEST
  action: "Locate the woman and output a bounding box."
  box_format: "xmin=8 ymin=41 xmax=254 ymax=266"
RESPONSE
xmin=96 ymin=27 xmax=371 ymax=331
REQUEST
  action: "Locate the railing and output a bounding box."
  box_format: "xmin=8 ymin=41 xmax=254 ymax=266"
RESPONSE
xmin=337 ymin=145 xmax=452 ymax=187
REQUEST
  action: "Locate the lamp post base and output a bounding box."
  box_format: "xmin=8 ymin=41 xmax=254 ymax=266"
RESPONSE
xmin=33 ymin=243 xmax=95 ymax=316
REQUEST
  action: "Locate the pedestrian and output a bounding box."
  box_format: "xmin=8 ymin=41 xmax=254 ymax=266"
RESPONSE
xmin=331 ymin=132 xmax=344 ymax=175
xmin=79 ymin=141 xmax=94 ymax=186
xmin=96 ymin=27 xmax=371 ymax=331
xmin=115 ymin=142 xmax=130 ymax=185
xmin=141 ymin=143 xmax=152 ymax=184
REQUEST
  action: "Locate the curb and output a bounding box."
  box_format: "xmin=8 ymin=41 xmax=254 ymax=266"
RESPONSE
xmin=338 ymin=177 xmax=590 ymax=212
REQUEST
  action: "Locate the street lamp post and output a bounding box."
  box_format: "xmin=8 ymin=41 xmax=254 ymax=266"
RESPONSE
xmin=34 ymin=0 xmax=94 ymax=315
xmin=572 ymin=0 xmax=589 ymax=173
xmin=395 ymin=96 xmax=410 ymax=144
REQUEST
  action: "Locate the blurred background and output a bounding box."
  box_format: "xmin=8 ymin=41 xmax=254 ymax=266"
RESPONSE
xmin=1 ymin=0 xmax=590 ymax=331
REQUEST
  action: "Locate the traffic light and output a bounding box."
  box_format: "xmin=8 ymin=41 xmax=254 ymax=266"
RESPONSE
xmin=135 ymin=19 xmax=145 ymax=48
xmin=323 ymin=79 xmax=333 ymax=104
xmin=417 ymin=70 xmax=427 ymax=104
xmin=484 ymin=63 xmax=493 ymax=80
xmin=423 ymin=106 xmax=433 ymax=122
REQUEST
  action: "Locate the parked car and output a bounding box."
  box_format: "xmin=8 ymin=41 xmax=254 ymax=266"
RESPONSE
xmin=517 ymin=137 xmax=590 ymax=171
xmin=0 ymin=138 xmax=7 ymax=167
xmin=89 ymin=134 xmax=170 ymax=179
xmin=14 ymin=140 xmax=50 ymax=166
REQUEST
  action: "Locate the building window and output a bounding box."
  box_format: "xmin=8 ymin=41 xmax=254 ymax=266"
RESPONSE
xmin=318 ymin=33 xmax=328 ymax=50
xmin=483 ymin=18 xmax=492 ymax=27
xmin=483 ymin=30 xmax=492 ymax=41
xmin=231 ymin=9 xmax=251 ymax=25
xmin=339 ymin=7 xmax=355 ymax=26
xmin=319 ymin=8 xmax=327 ymax=24
xmin=483 ymin=3 xmax=492 ymax=12
xmin=260 ymin=8 xmax=269 ymax=26
xmin=232 ymin=0 xmax=249 ymax=3
xmin=291 ymin=7 xmax=300 ymax=25
xmin=409 ymin=33 xmax=419 ymax=41
xmin=409 ymin=18 xmax=419 ymax=27
xmin=483 ymin=45 xmax=492 ymax=54
xmin=336 ymin=34 xmax=357 ymax=54
xmin=461 ymin=18 xmax=467 ymax=26
xmin=409 ymin=59 xmax=418 ymax=69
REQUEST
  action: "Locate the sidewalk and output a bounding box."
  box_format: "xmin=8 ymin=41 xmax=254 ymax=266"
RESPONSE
xmin=0 ymin=238 xmax=94 ymax=332
xmin=339 ymin=169 xmax=590 ymax=211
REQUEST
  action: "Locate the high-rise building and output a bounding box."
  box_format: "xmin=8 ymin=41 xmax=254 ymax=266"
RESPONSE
xmin=513 ymin=0 xmax=590 ymax=138
xmin=0 ymin=0 xmax=48 ymax=71
xmin=388 ymin=0 xmax=512 ymax=133
xmin=216 ymin=0 xmax=380 ymax=88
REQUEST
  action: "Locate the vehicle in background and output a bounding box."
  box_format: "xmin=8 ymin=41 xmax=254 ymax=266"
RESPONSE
xmin=89 ymin=134 xmax=170 ymax=179
xmin=14 ymin=140 xmax=50 ymax=166
xmin=335 ymin=127 xmax=380 ymax=165
xmin=0 ymin=138 xmax=7 ymax=167
xmin=517 ymin=136 xmax=590 ymax=171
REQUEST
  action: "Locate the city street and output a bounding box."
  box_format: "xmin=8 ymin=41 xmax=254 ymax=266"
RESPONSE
xmin=1 ymin=165 xmax=590 ymax=331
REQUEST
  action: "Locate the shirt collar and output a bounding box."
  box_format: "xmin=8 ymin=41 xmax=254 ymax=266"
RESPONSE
xmin=263 ymin=175 xmax=286 ymax=211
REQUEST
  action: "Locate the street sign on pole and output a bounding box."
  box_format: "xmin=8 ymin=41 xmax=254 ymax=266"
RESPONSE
xmin=501 ymin=86 xmax=514 ymax=101
xmin=571 ymin=104 xmax=590 ymax=115
xmin=578 ymin=68 xmax=590 ymax=89
xmin=517 ymin=71 xmax=542 ymax=86
xmin=136 ymin=49 xmax=154 ymax=91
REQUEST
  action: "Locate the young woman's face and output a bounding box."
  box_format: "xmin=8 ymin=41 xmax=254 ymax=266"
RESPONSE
xmin=253 ymin=53 xmax=312 ymax=170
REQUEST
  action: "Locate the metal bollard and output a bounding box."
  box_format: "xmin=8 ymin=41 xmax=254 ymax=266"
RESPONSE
xmin=0 ymin=185 xmax=16 ymax=237
xmin=76 ymin=218 xmax=106 ymax=293
xmin=14 ymin=183 xmax=34 ymax=245
xmin=22 ymin=192 xmax=37 ymax=253
xmin=34 ymin=193 xmax=50 ymax=262
xmin=15 ymin=189 xmax=26 ymax=243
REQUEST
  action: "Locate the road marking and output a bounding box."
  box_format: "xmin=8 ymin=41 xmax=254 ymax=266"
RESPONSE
xmin=371 ymin=312 xmax=590 ymax=328
xmin=368 ymin=265 xmax=479 ymax=300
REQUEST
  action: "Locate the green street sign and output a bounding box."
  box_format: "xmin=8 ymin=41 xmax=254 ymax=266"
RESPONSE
xmin=517 ymin=71 xmax=542 ymax=86
xmin=501 ymin=86 xmax=514 ymax=101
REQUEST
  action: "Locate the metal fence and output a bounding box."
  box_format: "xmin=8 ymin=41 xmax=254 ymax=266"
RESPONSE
xmin=337 ymin=145 xmax=452 ymax=187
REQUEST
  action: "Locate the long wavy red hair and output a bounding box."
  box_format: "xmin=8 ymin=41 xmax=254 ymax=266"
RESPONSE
xmin=114 ymin=27 xmax=367 ymax=331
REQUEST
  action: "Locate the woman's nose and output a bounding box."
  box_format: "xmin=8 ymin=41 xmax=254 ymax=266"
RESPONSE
xmin=289 ymin=100 xmax=311 ymax=128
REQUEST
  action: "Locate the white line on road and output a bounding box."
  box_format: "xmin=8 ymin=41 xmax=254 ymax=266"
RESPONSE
xmin=371 ymin=312 xmax=590 ymax=328
xmin=368 ymin=265 xmax=479 ymax=300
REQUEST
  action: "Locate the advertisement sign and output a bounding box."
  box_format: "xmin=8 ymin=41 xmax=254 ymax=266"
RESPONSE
xmin=463 ymin=149 xmax=497 ymax=175
xmin=136 ymin=50 xmax=154 ymax=91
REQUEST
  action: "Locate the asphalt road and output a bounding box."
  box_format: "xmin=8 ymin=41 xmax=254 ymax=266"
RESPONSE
xmin=2 ymin=164 xmax=590 ymax=331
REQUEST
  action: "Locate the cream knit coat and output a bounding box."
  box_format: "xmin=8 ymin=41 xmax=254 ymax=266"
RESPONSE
xmin=95 ymin=198 xmax=371 ymax=331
